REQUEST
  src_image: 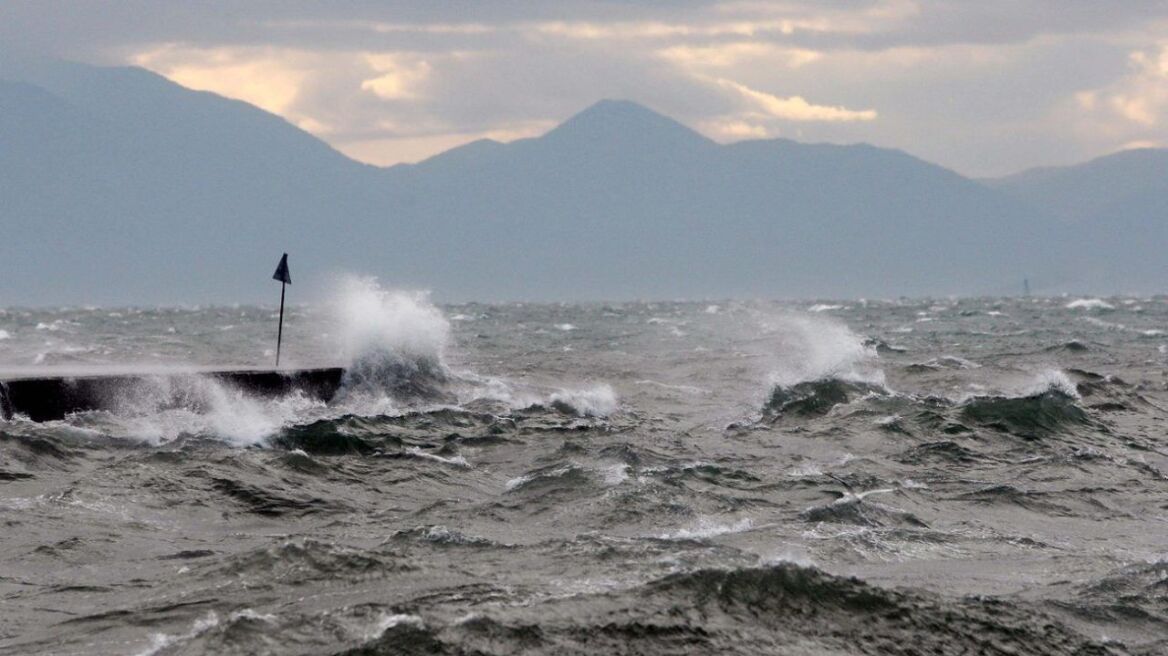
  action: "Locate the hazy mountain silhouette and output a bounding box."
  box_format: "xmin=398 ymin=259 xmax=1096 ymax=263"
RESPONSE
xmin=0 ymin=59 xmax=1157 ymax=305
xmin=379 ymin=99 xmax=1058 ymax=300
xmin=988 ymin=149 xmax=1168 ymax=291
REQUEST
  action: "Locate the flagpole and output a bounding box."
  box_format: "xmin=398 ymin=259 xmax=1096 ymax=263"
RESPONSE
xmin=276 ymin=281 xmax=286 ymax=367
xmin=271 ymin=253 xmax=291 ymax=368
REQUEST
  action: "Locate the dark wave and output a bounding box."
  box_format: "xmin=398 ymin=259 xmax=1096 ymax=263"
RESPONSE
xmin=1046 ymin=340 xmax=1092 ymax=353
xmin=958 ymin=390 xmax=1095 ymax=439
xmin=895 ymin=440 xmax=987 ymax=465
xmin=1066 ymin=369 xmax=1156 ymax=415
xmin=337 ymin=351 xmax=456 ymax=406
xmin=1060 ymin=560 xmax=1168 ymax=631
xmin=763 ymin=378 xmax=887 ymax=419
xmin=863 ymin=337 xmax=908 ymax=354
xmin=211 ymin=538 xmax=412 ymax=583
xmin=209 ymin=476 xmax=347 ymax=516
xmin=337 ymin=563 xmax=1117 ymax=656
xmin=650 ymin=462 xmax=764 ymax=491
xmin=956 ymin=484 xmax=1074 ymax=515
xmin=387 ymin=525 xmax=502 ymax=548
xmin=271 ymin=417 xmax=391 ymax=455
xmin=505 ymin=463 xmax=596 ymax=496
xmin=799 ymin=496 xmax=928 ymax=528
xmin=270 ymin=406 xmax=519 ymax=455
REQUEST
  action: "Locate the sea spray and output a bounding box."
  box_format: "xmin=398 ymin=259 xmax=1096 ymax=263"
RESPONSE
xmin=330 ymin=277 xmax=454 ymax=407
xmin=761 ymin=313 xmax=886 ymax=418
xmin=764 ymin=314 xmax=885 ymax=389
xmin=549 ymin=384 xmax=619 ymax=417
xmin=108 ymin=375 xmax=323 ymax=446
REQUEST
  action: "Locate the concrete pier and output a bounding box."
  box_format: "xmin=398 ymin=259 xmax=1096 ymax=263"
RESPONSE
xmin=0 ymin=368 xmax=345 ymax=422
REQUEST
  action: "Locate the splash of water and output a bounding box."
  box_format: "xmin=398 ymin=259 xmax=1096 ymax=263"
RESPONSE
xmin=102 ymin=376 xmax=324 ymax=446
xmin=331 ymin=276 xmax=453 ymax=408
xmin=549 ymin=384 xmax=619 ymax=417
xmin=1018 ymin=369 xmax=1081 ymax=399
xmin=765 ymin=314 xmax=884 ymax=388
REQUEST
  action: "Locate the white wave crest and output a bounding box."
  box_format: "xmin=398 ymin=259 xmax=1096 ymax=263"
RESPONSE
xmin=505 ymin=465 xmax=575 ymax=491
xmin=1066 ymin=298 xmax=1114 ymax=310
xmin=1022 ymin=369 xmax=1081 ymax=399
xmin=549 ymin=384 xmax=618 ymax=417
xmin=110 ymin=376 xmax=325 ymax=446
xmin=765 ymin=315 xmax=884 ymax=388
xmin=366 ymin=613 xmax=425 ymax=640
xmin=657 ymin=516 xmax=754 ymax=540
xmin=599 ymin=463 xmax=630 ymax=486
xmin=336 ymin=276 xmax=449 ymax=372
xmin=331 ymin=276 xmax=452 ymax=406
xmin=405 ymin=446 xmax=471 ymax=468
xmin=133 ymin=611 xmax=221 ymax=656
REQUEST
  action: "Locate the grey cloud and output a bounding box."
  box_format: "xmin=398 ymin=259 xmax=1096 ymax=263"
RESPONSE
xmin=3 ymin=1 xmax=1168 ymax=175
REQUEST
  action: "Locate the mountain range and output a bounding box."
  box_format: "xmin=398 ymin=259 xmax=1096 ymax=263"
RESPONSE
xmin=1 ymin=57 xmax=1164 ymax=305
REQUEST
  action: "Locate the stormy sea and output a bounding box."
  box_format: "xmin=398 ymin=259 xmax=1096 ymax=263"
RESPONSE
xmin=1 ymin=280 xmax=1166 ymax=655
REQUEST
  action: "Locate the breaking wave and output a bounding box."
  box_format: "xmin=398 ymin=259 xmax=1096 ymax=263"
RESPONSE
xmin=763 ymin=378 xmax=888 ymax=419
xmin=5 ymin=278 xmax=620 ymax=446
xmin=338 ymin=563 xmax=1115 ymax=656
xmin=330 ymin=276 xmax=455 ymax=409
xmin=765 ymin=315 xmax=884 ymax=389
xmin=548 ymin=384 xmax=618 ymax=418
xmin=957 ymin=372 xmax=1094 ymax=439
xmin=760 ymin=314 xmax=888 ymax=420
xmin=1065 ymin=298 xmax=1115 ymax=311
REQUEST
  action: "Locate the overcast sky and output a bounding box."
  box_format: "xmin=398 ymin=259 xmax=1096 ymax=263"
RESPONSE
xmin=3 ymin=1 xmax=1168 ymax=176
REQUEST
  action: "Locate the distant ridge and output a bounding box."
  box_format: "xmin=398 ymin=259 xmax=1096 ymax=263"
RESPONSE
xmin=989 ymin=148 xmax=1168 ymax=222
xmin=0 ymin=57 xmax=1162 ymax=304
xmin=542 ymin=99 xmax=715 ymax=148
xmin=987 ymin=148 xmax=1168 ymax=291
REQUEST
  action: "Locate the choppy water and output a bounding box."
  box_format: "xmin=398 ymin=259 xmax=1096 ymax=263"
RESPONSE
xmin=1 ymin=284 xmax=1167 ymax=655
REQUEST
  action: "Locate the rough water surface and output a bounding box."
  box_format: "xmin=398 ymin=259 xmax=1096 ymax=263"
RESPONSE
xmin=1 ymin=290 xmax=1167 ymax=655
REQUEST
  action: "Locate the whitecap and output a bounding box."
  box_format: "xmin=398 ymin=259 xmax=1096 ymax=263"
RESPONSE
xmin=549 ymin=384 xmax=618 ymax=417
xmin=657 ymin=517 xmax=754 ymax=540
xmin=367 ymin=613 xmax=425 ymax=640
xmin=405 ymin=446 xmax=471 ymax=468
xmin=1021 ymin=369 xmax=1081 ymax=399
xmin=600 ymin=463 xmax=630 ymax=486
xmin=1066 ymin=298 xmax=1114 ymax=310
xmin=765 ymin=315 xmax=885 ymax=389
xmin=506 ymin=465 xmax=574 ymax=491
xmin=133 ymin=611 xmax=221 ymax=656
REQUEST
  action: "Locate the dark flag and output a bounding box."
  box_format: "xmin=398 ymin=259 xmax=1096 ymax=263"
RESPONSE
xmin=273 ymin=253 xmax=290 ymax=366
xmin=273 ymin=253 xmax=291 ymax=285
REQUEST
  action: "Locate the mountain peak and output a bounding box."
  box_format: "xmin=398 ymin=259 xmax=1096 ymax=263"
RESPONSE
xmin=542 ymin=99 xmax=713 ymax=148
